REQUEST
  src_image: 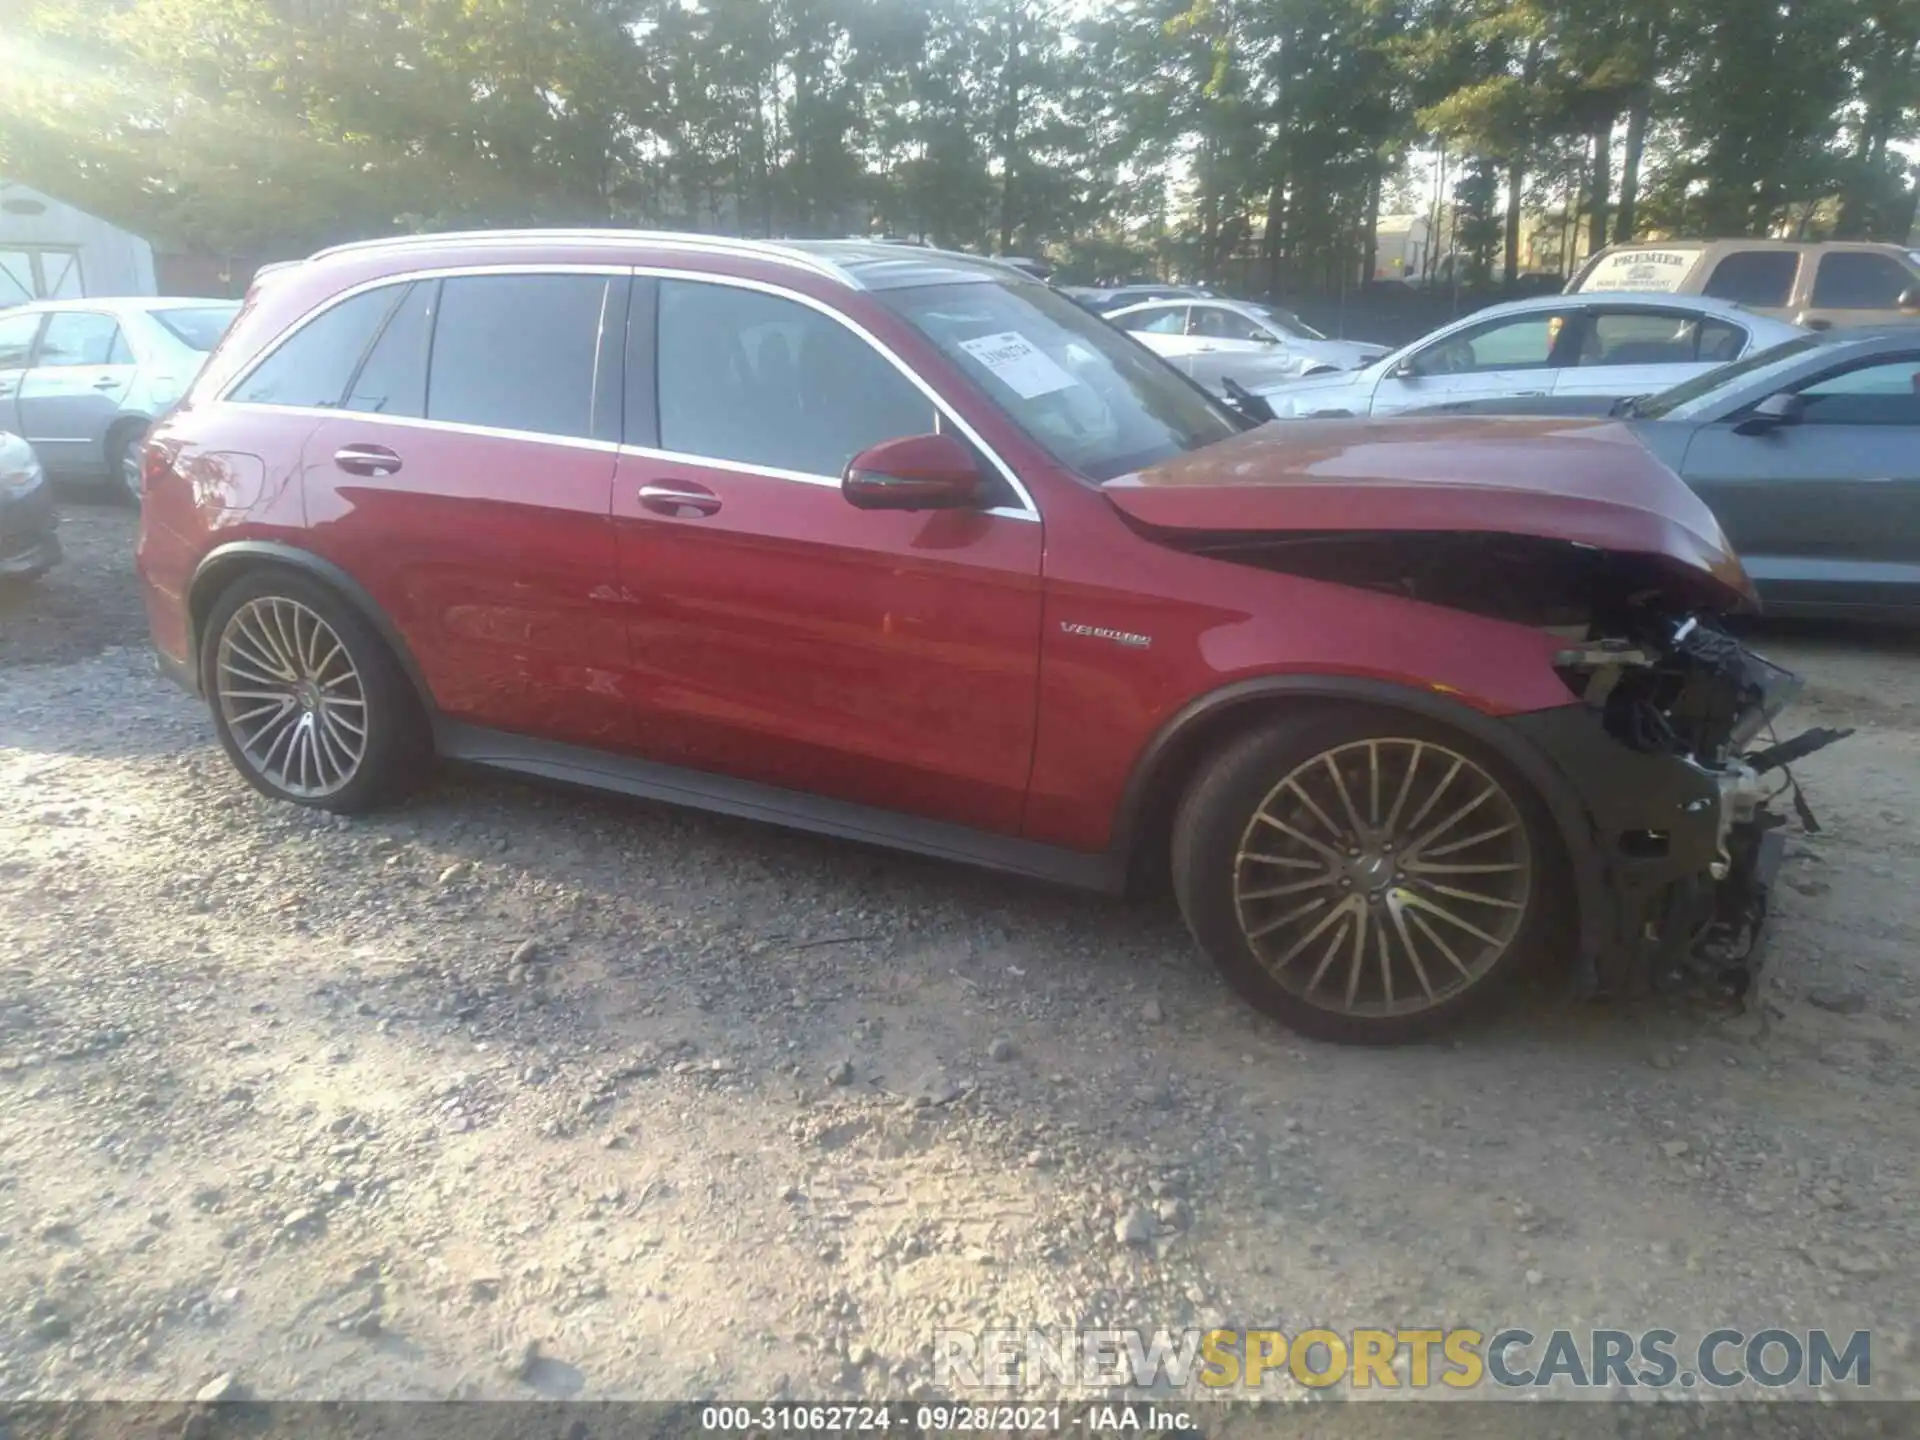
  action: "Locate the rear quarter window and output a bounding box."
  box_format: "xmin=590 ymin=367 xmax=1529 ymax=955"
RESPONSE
xmin=230 ymin=286 xmax=406 ymax=409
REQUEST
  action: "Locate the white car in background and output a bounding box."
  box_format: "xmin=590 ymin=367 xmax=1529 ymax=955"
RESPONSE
xmin=1252 ymin=292 xmax=1805 ymax=418
xmin=1106 ymin=296 xmax=1389 ymax=396
xmin=0 ymin=296 xmax=241 ymax=501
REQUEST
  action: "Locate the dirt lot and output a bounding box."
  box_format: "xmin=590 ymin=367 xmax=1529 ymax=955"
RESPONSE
xmin=2 ymin=501 xmax=1917 ymax=1422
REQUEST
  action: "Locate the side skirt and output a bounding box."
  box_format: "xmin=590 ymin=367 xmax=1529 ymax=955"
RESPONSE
xmin=435 ymin=722 xmax=1126 ymax=895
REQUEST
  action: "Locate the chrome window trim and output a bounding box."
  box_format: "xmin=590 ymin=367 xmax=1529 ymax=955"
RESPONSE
xmin=306 ymin=230 xmax=854 ymax=287
xmin=215 ymin=261 xmax=1042 ymax=523
xmin=636 ymin=266 xmax=1038 ymax=521
xmin=219 ymin=401 xmax=623 ymax=454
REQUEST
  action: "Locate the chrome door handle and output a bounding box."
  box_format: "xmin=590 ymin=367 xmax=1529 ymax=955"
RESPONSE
xmin=334 ymin=444 xmax=402 ymax=477
xmin=92 ymin=377 xmax=121 ymax=390
xmin=639 ymin=483 xmax=721 ymax=516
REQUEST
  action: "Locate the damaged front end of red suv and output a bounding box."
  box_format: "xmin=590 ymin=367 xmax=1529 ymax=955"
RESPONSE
xmin=1104 ymin=415 xmax=1849 ymax=1003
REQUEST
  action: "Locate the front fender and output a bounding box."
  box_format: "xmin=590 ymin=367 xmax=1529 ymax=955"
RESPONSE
xmin=1110 ymin=675 xmax=1613 ymax=977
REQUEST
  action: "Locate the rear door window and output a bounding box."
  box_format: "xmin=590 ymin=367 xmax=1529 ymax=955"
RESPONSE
xmin=425 ymin=273 xmax=622 ymax=442
xmin=1573 ymin=311 xmax=1748 ymax=366
xmin=38 ymin=311 xmax=128 ymax=367
xmin=1700 ymin=251 xmax=1798 ymax=308
xmin=1809 ymin=253 xmax=1916 ymax=310
xmin=231 ymin=286 xmax=407 ymax=408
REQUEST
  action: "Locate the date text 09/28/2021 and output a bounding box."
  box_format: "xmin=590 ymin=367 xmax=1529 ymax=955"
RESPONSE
xmin=698 ymin=1406 xmax=1190 ymax=1434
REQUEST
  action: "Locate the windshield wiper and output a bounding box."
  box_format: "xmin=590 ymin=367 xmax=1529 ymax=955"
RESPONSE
xmin=1609 ymin=393 xmax=1651 ymax=418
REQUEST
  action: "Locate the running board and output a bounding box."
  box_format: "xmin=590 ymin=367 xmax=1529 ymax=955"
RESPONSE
xmin=435 ymin=722 xmax=1125 ymax=894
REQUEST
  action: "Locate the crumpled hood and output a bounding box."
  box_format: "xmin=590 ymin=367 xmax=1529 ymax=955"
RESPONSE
xmin=1102 ymin=415 xmax=1756 ymax=610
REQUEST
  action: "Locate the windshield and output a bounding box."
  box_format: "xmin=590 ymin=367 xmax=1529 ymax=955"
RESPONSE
xmin=153 ymin=304 xmax=240 ymax=352
xmin=1635 ymin=335 xmax=1826 ymax=418
xmin=1246 ymin=303 xmax=1327 ymax=341
xmin=881 ymin=280 xmax=1240 ymax=482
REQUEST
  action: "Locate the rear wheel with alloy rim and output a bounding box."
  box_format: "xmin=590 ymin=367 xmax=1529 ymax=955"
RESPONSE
xmin=1172 ymin=709 xmax=1562 ymax=1044
xmin=200 ymin=571 xmax=425 ymax=812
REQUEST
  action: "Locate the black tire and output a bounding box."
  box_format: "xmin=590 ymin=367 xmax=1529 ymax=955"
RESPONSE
xmin=199 ymin=569 xmax=428 ymax=814
xmin=1171 ymin=707 xmax=1566 ymax=1045
xmin=107 ymin=422 xmax=146 ymax=506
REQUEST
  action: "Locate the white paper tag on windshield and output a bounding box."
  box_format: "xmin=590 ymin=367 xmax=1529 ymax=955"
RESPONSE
xmin=958 ymin=331 xmax=1077 ymax=399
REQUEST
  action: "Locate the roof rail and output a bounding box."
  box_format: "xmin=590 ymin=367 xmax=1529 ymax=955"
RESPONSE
xmin=304 ymin=228 xmax=854 ymax=285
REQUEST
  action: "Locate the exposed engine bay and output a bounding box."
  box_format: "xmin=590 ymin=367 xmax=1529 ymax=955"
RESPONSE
xmin=1186 ymin=527 xmax=1854 ymax=1003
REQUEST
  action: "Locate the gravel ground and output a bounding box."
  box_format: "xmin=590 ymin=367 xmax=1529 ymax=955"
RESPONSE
xmin=2 ymin=500 xmax=1917 ymax=1425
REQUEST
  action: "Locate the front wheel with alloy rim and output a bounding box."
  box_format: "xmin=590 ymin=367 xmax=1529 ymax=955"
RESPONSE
xmin=1172 ymin=710 xmax=1564 ymax=1044
xmin=200 ymin=571 xmax=425 ymax=813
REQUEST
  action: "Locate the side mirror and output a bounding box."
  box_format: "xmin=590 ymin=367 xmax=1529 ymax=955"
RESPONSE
xmin=1391 ymin=358 xmax=1421 ymax=380
xmin=1899 ymin=286 xmax=1920 ymax=313
xmin=841 ymin=432 xmax=983 ymax=511
xmin=1732 ymin=391 xmax=1805 ymax=436
xmin=1255 ymin=332 xmax=1281 ymax=346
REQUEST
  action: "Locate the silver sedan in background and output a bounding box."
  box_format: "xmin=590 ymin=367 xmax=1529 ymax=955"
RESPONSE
xmin=1106 ymin=296 xmax=1389 ymax=396
xmin=0 ymin=296 xmax=241 ymax=502
xmin=1252 ymin=293 xmax=1804 ymax=418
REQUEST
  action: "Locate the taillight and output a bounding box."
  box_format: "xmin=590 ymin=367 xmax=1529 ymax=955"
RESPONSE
xmin=140 ymin=441 xmax=170 ymax=499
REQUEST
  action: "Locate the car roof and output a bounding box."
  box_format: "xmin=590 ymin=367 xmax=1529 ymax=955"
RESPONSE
xmin=1467 ymin=291 xmax=1774 ymax=323
xmin=1105 ymin=294 xmax=1231 ymax=316
xmin=1592 ymin=238 xmax=1914 ymax=256
xmin=296 ymin=229 xmax=1027 ymax=293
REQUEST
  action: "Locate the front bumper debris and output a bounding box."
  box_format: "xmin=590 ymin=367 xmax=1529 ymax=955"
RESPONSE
xmin=1512 ymin=630 xmax=1847 ymax=1003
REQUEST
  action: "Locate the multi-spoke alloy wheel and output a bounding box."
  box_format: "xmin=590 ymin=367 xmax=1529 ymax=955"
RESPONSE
xmin=1232 ymin=739 xmax=1531 ymax=1019
xmin=1173 ymin=715 xmax=1555 ymax=1044
xmin=202 ymin=573 xmax=423 ymax=813
xmin=215 ymin=596 xmax=369 ymax=797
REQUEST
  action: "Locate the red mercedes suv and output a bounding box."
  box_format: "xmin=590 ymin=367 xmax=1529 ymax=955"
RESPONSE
xmin=136 ymin=231 xmax=1837 ymax=1043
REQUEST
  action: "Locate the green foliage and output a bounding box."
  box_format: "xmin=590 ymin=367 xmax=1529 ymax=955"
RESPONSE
xmin=1 ymin=0 xmax=1914 ymax=282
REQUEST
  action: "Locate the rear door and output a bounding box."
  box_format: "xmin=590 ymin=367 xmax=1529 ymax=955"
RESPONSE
xmin=1680 ymin=349 xmax=1920 ymax=613
xmin=0 ymin=309 xmax=42 ymax=434
xmin=286 ymin=268 xmax=634 ymax=747
xmin=13 ymin=309 xmax=138 ymax=474
xmin=1800 ymin=251 xmax=1920 ymax=331
xmin=1370 ymin=308 xmax=1567 ymax=414
xmin=1551 ymin=307 xmax=1750 ymax=400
